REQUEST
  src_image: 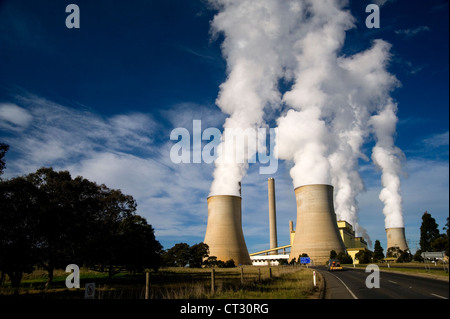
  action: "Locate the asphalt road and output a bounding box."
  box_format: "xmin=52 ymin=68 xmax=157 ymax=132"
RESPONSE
xmin=315 ymin=266 xmax=449 ymax=299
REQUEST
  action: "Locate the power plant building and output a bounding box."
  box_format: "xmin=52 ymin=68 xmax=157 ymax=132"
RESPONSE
xmin=337 ymin=221 xmax=368 ymax=263
xmin=207 ymin=179 xmax=373 ymax=266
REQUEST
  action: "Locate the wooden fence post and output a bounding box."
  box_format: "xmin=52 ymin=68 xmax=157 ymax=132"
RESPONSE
xmin=145 ymin=272 xmax=150 ymax=299
xmin=211 ymin=268 xmax=215 ymax=294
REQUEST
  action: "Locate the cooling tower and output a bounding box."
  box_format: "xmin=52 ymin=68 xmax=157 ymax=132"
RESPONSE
xmin=289 ymin=184 xmax=346 ymax=264
xmin=268 ymin=178 xmax=278 ymax=254
xmin=204 ymin=195 xmax=251 ymax=265
xmin=386 ymin=227 xmax=409 ymax=252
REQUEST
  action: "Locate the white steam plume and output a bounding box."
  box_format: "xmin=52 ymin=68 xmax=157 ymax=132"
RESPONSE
xmin=275 ymin=1 xmax=403 ymax=236
xmin=208 ymin=0 xmax=289 ymax=196
xmin=369 ymin=100 xmax=405 ymax=228
xmin=208 ymin=0 xmax=405 ymax=235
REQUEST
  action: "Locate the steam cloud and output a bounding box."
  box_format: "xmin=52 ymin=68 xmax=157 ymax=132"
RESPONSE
xmin=208 ymin=0 xmax=405 ymax=235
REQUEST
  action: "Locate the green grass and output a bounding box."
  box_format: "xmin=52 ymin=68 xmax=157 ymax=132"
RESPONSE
xmin=0 ymin=266 xmax=321 ymax=299
xmin=214 ymin=269 xmax=319 ymax=299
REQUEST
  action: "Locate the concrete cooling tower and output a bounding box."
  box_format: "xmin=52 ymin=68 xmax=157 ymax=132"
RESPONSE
xmin=204 ymin=195 xmax=252 ymax=265
xmin=289 ymin=184 xmax=346 ymax=264
xmin=386 ymin=227 xmax=409 ymax=252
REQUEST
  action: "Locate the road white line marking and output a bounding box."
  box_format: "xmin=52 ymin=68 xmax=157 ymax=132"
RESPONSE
xmin=430 ymin=293 xmax=448 ymax=299
xmin=327 ymin=272 xmax=358 ymax=299
xmin=388 ymin=280 xmax=398 ymax=284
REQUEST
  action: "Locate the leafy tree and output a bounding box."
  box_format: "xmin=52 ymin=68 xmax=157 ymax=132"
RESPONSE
xmin=26 ymin=168 xmax=78 ymax=285
xmin=419 ymin=211 xmax=440 ymax=252
xmin=203 ymin=257 xmax=235 ymax=268
xmin=1 ymin=166 xmax=162 ymax=286
xmin=386 ymin=247 xmax=402 ymax=258
xmin=373 ymin=240 xmax=384 ymax=262
xmin=223 ymin=259 xmax=236 ymax=268
xmin=188 ymin=243 xmax=209 ymax=268
xmin=431 ymin=217 xmax=449 ymax=256
xmin=355 ymin=249 xmax=373 ymax=264
xmin=329 ymin=250 xmax=337 ymax=259
xmin=336 ymin=251 xmax=353 ymax=264
xmin=0 ymin=177 xmax=40 ymax=287
xmin=445 ymin=217 xmax=449 ymax=256
xmin=88 ymin=185 xmax=139 ymax=277
xmin=118 ymin=215 xmax=162 ymax=273
xmin=396 ymin=250 xmax=412 ymax=263
xmin=0 ymin=143 xmax=9 ymax=177
xmin=413 ymin=250 xmax=424 ymax=262
xmin=204 ymin=256 xmax=219 ymax=267
xmin=162 ymin=243 xmax=191 ymax=267
xmin=431 ymin=235 xmax=448 ymax=253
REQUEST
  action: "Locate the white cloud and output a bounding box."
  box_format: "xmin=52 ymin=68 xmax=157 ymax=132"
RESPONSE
xmin=0 ymin=103 xmax=33 ymax=131
xmin=395 ymin=26 xmax=431 ymax=38
xmin=0 ymin=94 xmax=222 ymax=249
xmin=422 ymin=131 xmax=449 ymax=149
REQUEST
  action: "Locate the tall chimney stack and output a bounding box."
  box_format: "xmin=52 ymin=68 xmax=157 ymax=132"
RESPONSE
xmin=204 ymin=195 xmax=251 ymax=265
xmin=268 ymin=178 xmax=278 ymax=255
xmin=289 ymin=184 xmax=346 ymax=264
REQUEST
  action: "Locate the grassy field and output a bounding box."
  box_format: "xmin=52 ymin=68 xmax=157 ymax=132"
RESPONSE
xmin=0 ymin=266 xmax=322 ymax=299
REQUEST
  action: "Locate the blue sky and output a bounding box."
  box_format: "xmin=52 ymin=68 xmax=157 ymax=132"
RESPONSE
xmin=0 ymin=0 xmax=448 ymax=254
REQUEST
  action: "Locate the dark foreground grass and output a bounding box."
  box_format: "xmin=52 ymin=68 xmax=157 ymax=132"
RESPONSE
xmin=0 ymin=266 xmax=320 ymax=299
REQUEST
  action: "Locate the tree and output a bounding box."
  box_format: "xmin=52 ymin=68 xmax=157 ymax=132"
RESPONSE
xmin=431 ymin=217 xmax=449 ymax=257
xmin=386 ymin=247 xmax=402 ymax=259
xmin=189 ymin=243 xmax=209 ymax=268
xmin=445 ymin=217 xmax=449 ymax=256
xmin=1 ymin=165 xmax=163 ymax=285
xmin=336 ymin=251 xmax=353 ymax=264
xmin=396 ymin=250 xmax=412 ymax=263
xmin=413 ymin=250 xmax=424 ymax=262
xmin=420 ymin=212 xmax=440 ymax=252
xmin=26 ymin=168 xmax=78 ymax=286
xmin=355 ymin=249 xmax=373 ymax=264
xmin=0 ymin=143 xmax=9 ymax=177
xmin=329 ymin=250 xmax=337 ymax=259
xmin=88 ymin=185 xmax=139 ymax=277
xmin=117 ymin=215 xmax=162 ymax=273
xmin=0 ymin=177 xmax=40 ymax=287
xmin=162 ymin=243 xmax=191 ymax=267
xmin=373 ymin=240 xmax=384 ymax=262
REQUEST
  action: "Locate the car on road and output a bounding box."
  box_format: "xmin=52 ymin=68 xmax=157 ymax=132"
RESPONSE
xmin=327 ymin=259 xmax=343 ymax=271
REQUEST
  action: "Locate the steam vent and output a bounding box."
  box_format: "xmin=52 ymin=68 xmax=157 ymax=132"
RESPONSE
xmin=289 ymin=184 xmax=346 ymax=264
xmin=204 ymin=195 xmax=252 ymax=265
xmin=386 ymin=227 xmax=409 ymax=252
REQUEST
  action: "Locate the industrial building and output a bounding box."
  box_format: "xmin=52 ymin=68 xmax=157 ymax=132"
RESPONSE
xmin=205 ymin=177 xmax=407 ymax=266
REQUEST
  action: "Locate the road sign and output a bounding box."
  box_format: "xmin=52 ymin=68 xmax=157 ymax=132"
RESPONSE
xmin=422 ymin=251 xmax=445 ymax=259
xmin=300 ymin=257 xmax=310 ymax=264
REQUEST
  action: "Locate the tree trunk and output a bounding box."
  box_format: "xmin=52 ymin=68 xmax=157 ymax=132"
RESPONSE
xmin=7 ymin=271 xmax=23 ymax=288
xmin=45 ymin=265 xmax=54 ymax=288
